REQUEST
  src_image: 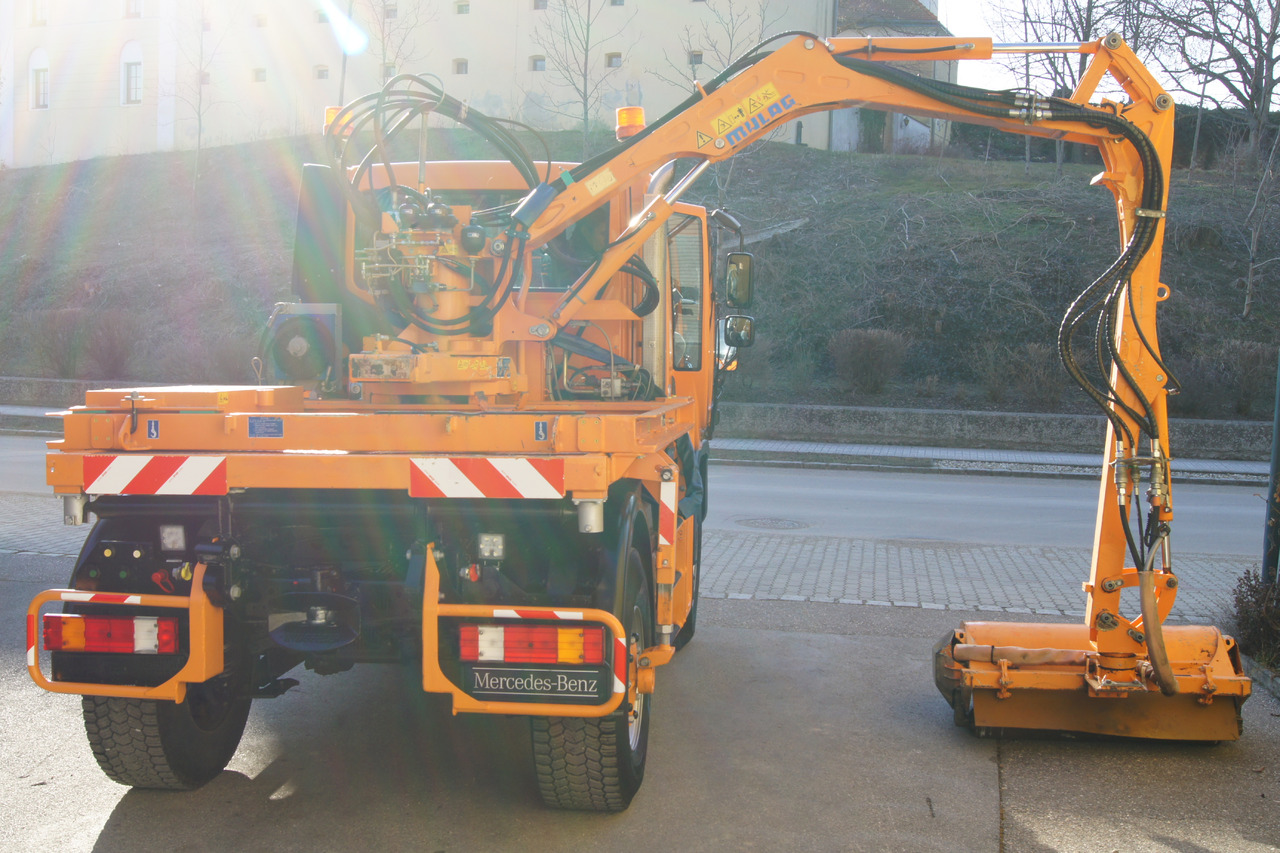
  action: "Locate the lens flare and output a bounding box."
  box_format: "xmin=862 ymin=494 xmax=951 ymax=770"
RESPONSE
xmin=317 ymin=0 xmax=369 ymax=56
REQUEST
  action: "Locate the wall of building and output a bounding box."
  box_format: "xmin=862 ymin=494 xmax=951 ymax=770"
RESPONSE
xmin=0 ymin=0 xmax=953 ymax=169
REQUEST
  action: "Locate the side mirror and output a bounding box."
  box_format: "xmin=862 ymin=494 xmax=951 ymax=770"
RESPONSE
xmin=726 ymin=252 xmax=754 ymax=309
xmin=723 ymin=315 xmax=755 ymax=348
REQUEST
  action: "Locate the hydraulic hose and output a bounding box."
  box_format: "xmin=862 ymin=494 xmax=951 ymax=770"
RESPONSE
xmin=1138 ymin=530 xmax=1179 ymax=696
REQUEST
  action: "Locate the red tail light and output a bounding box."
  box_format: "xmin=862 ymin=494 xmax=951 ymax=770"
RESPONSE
xmin=43 ymin=614 xmax=180 ymax=655
xmin=459 ymin=623 xmax=606 ymax=665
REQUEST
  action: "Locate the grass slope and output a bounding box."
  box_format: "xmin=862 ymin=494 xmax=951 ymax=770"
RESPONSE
xmin=0 ymin=134 xmax=1274 ymax=418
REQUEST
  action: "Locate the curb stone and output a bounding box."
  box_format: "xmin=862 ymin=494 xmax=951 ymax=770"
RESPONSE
xmin=1242 ymin=655 xmax=1280 ymax=703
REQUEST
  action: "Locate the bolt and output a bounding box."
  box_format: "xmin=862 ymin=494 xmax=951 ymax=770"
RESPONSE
xmin=1101 ymin=578 xmax=1124 ymax=593
xmin=229 ymin=584 xmax=243 ymax=601
xmin=1127 ymin=628 xmax=1145 ymax=644
xmin=1096 ymin=610 xmax=1119 ymax=630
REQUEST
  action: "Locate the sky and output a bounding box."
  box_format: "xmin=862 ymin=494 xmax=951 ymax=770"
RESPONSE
xmin=937 ymin=0 xmax=1028 ymax=90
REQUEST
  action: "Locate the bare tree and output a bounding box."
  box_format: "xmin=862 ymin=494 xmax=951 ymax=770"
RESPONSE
xmin=356 ymin=0 xmax=435 ymax=84
xmin=989 ymin=0 xmax=1127 ymax=95
xmin=1240 ymin=129 xmax=1280 ymax=316
xmin=649 ymin=0 xmax=783 ymax=90
xmin=165 ymin=1 xmax=227 ymax=193
xmin=1137 ymin=0 xmax=1280 ymax=149
xmin=530 ymin=0 xmax=634 ymax=157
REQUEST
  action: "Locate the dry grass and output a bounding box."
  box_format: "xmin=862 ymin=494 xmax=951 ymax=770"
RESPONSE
xmin=0 ymin=131 xmax=1275 ymax=418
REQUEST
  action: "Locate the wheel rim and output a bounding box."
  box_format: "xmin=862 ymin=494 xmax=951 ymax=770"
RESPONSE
xmin=627 ymin=610 xmax=647 ymax=752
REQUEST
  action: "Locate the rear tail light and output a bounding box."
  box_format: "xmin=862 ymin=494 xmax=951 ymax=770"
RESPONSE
xmin=459 ymin=623 xmax=606 ymax=665
xmin=43 ymin=614 xmax=180 ymax=655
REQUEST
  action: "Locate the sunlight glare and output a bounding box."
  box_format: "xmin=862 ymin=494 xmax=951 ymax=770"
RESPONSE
xmin=317 ymin=0 xmax=369 ymax=56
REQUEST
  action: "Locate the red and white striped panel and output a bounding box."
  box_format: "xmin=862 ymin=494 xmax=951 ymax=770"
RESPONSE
xmin=83 ymin=455 xmax=227 ymax=496
xmin=409 ymin=457 xmax=564 ymax=499
xmin=58 ymin=591 xmax=145 ymax=605
xmin=658 ymin=479 xmax=677 ymax=547
xmin=490 ymin=608 xmax=627 ymax=696
xmin=493 ymin=608 xmax=584 ymax=620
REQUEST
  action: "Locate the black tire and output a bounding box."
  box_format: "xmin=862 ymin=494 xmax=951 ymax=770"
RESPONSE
xmin=82 ymin=675 xmax=251 ymax=790
xmin=531 ymin=547 xmax=652 ymax=812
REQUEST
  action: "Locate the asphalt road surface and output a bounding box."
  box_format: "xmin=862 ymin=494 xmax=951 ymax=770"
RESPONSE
xmin=2 ymin=449 xmax=1278 ymax=851
xmin=707 ymin=465 xmax=1265 ymax=555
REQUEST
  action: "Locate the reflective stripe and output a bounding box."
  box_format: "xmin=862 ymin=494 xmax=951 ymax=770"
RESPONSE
xmin=84 ymin=455 xmax=227 ymax=495
xmin=409 ymin=457 xmax=565 ymax=499
xmin=659 ymin=479 xmax=677 ymax=546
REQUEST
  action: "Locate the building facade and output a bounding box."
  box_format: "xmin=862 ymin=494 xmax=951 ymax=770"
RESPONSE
xmin=0 ymin=0 xmax=949 ymax=169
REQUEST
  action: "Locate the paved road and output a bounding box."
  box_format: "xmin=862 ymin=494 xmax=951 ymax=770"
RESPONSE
xmin=708 ymin=465 xmax=1264 ymax=554
xmin=0 ymin=433 xmax=54 ymax=494
xmin=4 ymin=548 xmax=1279 ymax=852
xmin=2 ymin=447 xmax=1278 ymax=850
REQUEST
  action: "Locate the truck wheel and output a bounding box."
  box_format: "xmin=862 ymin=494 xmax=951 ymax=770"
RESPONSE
xmin=82 ymin=674 xmax=251 ymax=790
xmin=531 ymin=547 xmax=651 ymax=812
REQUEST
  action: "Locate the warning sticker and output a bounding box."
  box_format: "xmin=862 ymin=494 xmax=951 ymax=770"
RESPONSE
xmin=696 ymin=131 xmax=714 ymax=149
xmin=712 ymin=84 xmax=781 ymax=137
xmin=585 ymin=168 xmax=617 ymax=197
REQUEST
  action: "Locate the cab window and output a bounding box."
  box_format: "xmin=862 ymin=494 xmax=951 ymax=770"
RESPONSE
xmin=669 ymin=215 xmax=704 ymax=370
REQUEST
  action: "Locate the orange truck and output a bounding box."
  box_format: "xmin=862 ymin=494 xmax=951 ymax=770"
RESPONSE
xmin=28 ymin=32 xmax=1249 ymax=811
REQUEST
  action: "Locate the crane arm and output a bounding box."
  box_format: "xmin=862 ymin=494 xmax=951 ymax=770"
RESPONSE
xmin=516 ymin=32 xmax=1182 ymax=671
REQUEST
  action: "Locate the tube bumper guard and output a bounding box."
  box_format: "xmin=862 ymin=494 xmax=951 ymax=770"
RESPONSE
xmin=27 ymin=562 xmax=225 ymax=704
xmin=421 ymin=544 xmax=635 ymax=718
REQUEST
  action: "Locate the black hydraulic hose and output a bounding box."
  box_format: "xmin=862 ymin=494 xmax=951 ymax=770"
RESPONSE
xmin=322 ymin=73 xmax=544 ymax=336
xmin=835 ymin=51 xmax=1167 ymax=449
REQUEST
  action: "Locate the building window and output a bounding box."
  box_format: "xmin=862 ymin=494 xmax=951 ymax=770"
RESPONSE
xmin=688 ymin=50 xmax=703 ymax=66
xmin=200 ymin=70 xmax=211 ymax=85
xmin=123 ymin=62 xmax=143 ymax=104
xmin=384 ymin=3 xmax=397 ymax=19
xmin=533 ymin=0 xmax=547 ymax=7
xmin=31 ymin=67 xmax=49 ymax=109
xmin=529 ymin=55 xmax=546 ymax=72
xmin=456 ymin=1 xmax=469 ymax=13
xmin=31 ymin=0 xmax=48 ymax=25
xmin=252 ymin=68 xmax=267 ymax=83
xmin=120 ymin=42 xmax=144 ymax=105
xmin=610 ymin=0 xmax=624 ymax=5
xmin=316 ymin=65 xmax=330 ymax=80
xmin=253 ymin=13 xmax=267 ymax=27
xmin=202 ymin=17 xmax=211 ymax=30
xmin=453 ymin=58 xmax=468 ymax=75
xmin=383 ymin=64 xmax=396 ymax=81
xmin=124 ymin=0 xmax=142 ymax=18
xmin=316 ymin=11 xmax=329 ymax=23
xmin=605 ymin=52 xmax=622 ymax=68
